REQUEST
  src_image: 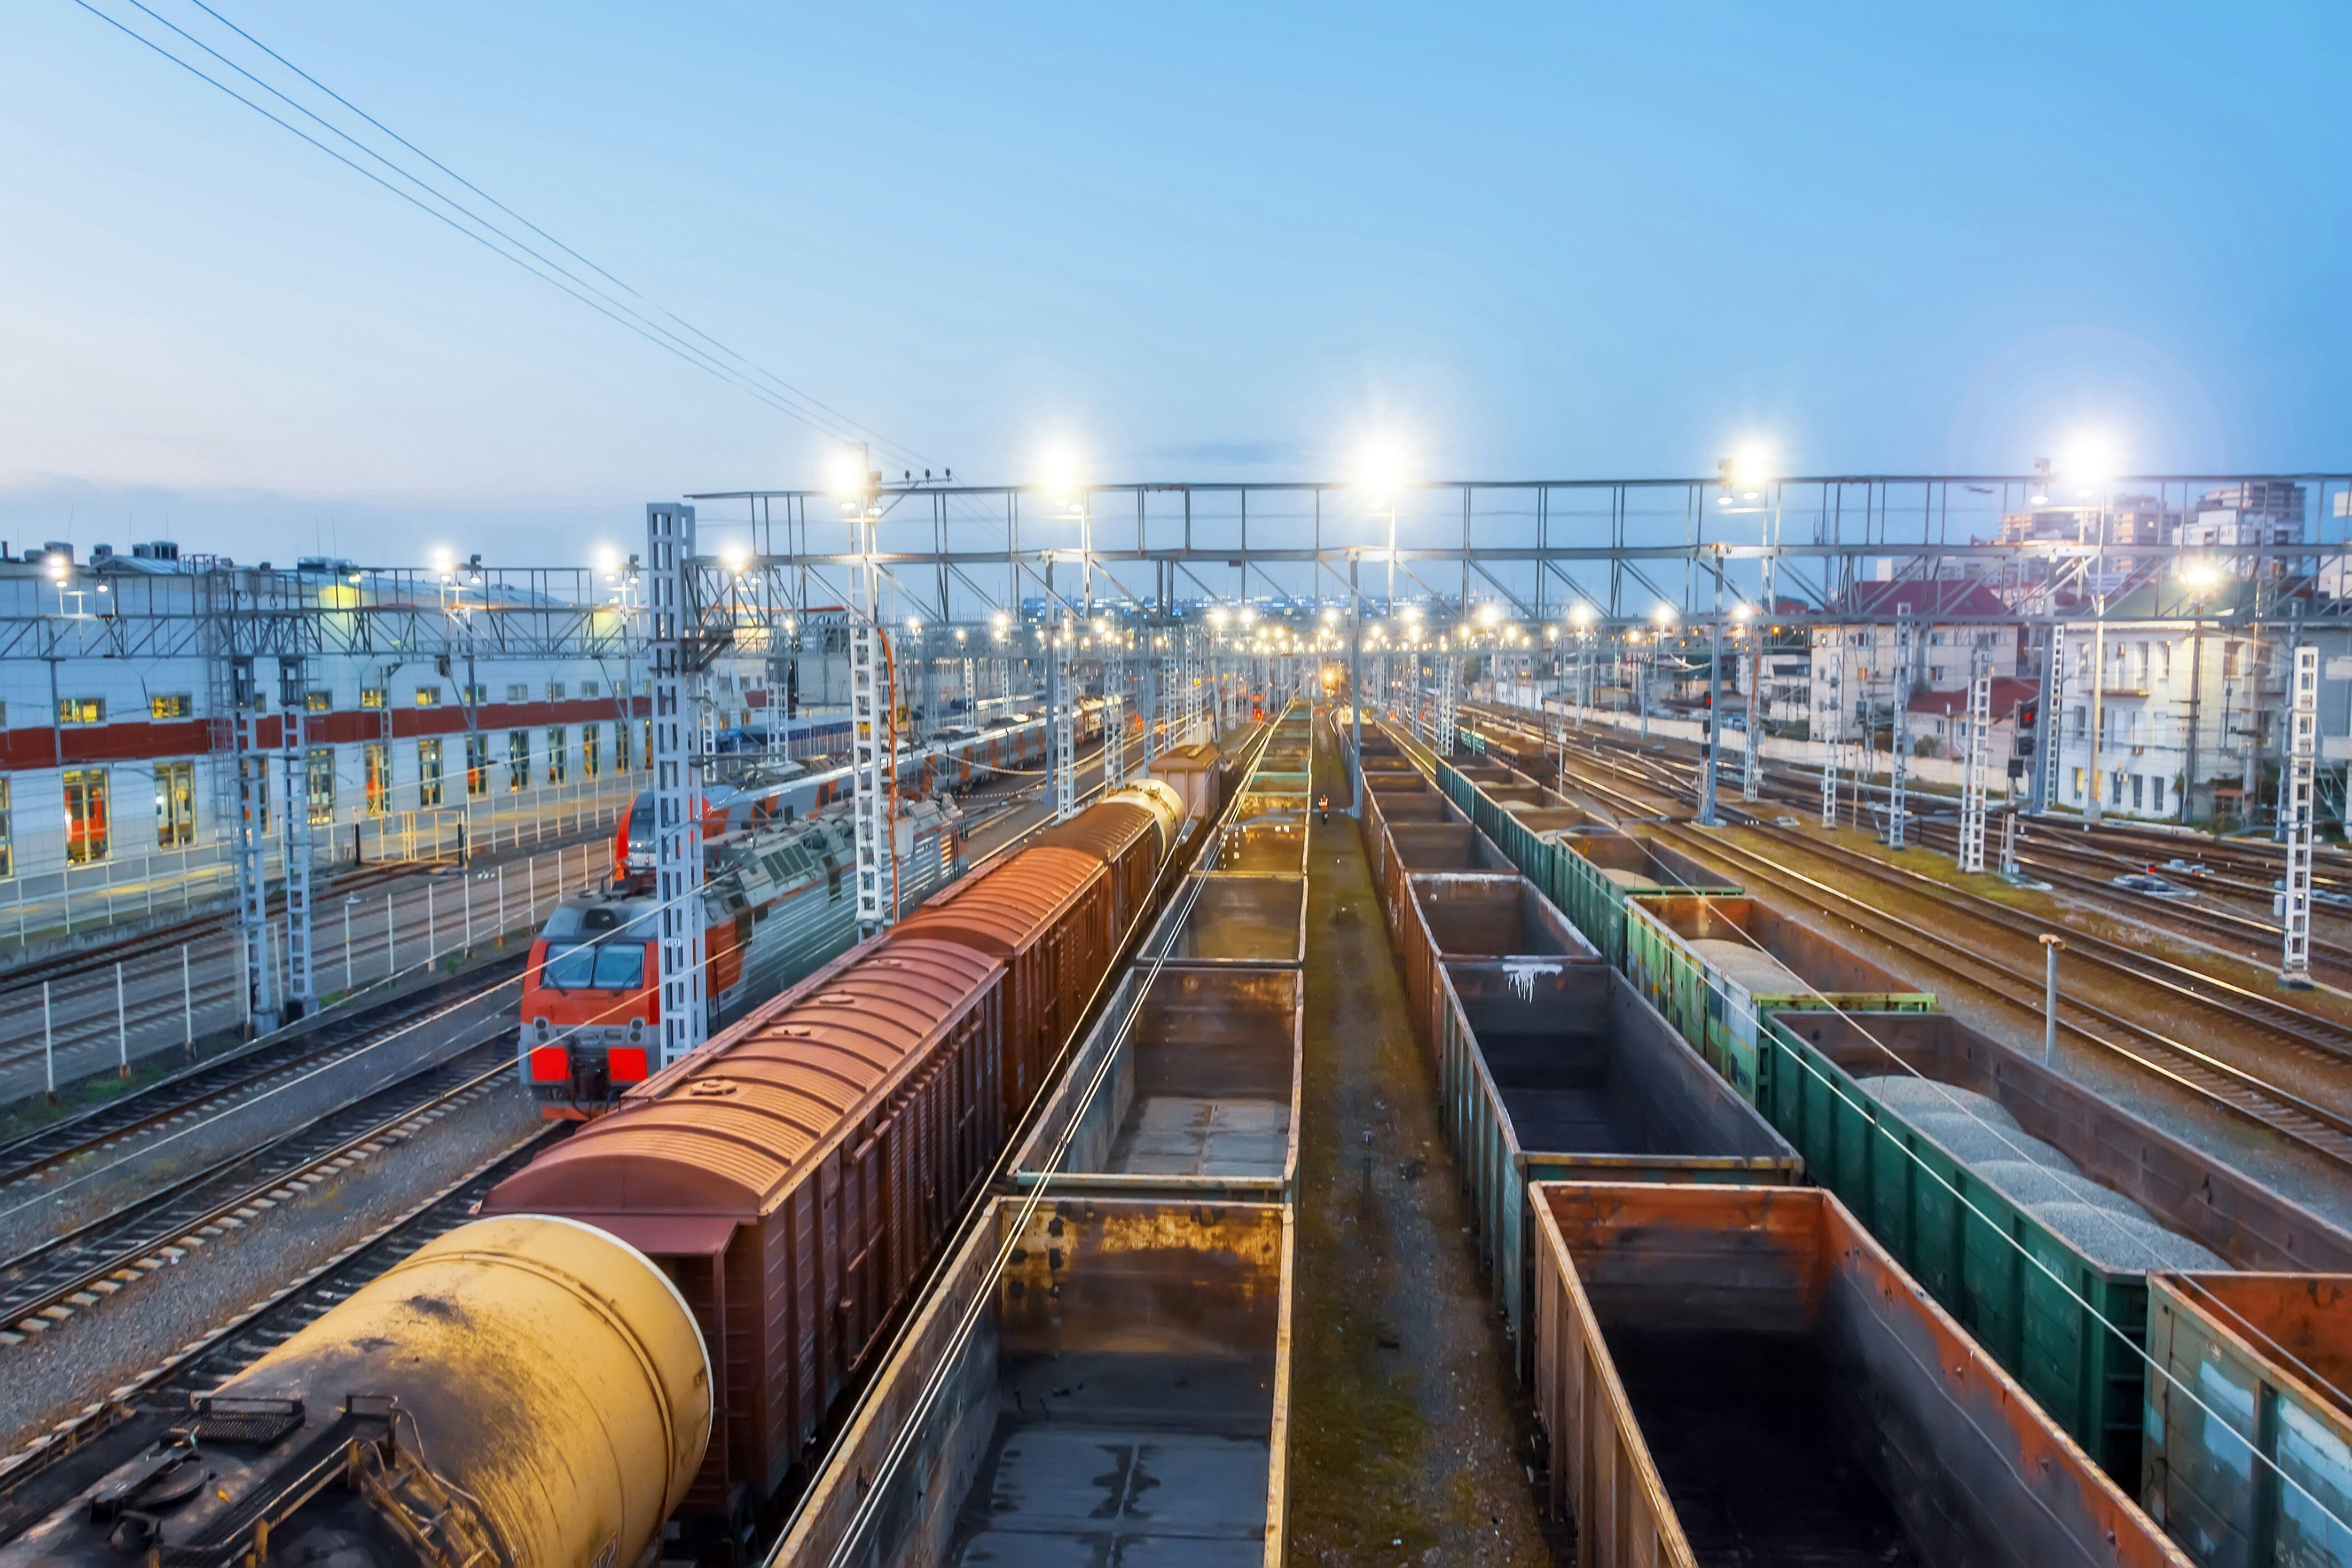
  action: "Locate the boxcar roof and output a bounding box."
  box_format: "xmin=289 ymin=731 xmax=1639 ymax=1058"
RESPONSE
xmin=483 ymin=937 xmax=1001 ymax=1226
xmin=890 ymin=845 xmax=1104 ymax=956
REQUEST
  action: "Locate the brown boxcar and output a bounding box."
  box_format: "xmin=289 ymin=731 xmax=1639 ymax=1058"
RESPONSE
xmin=481 ymin=936 xmax=1006 ymax=1540
xmin=1021 ymin=786 xmax=1181 ymax=940
xmin=892 ymin=844 xmax=1116 ymax=1122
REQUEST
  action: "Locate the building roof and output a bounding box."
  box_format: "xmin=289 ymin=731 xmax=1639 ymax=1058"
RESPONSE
xmin=1906 ymin=677 xmax=2038 ymax=719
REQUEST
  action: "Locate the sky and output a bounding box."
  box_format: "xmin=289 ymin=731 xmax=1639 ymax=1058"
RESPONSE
xmin=1 ymin=1 xmax=2347 ymax=563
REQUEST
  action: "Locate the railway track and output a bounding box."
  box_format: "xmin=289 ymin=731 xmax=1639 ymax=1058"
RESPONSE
xmin=1466 ymin=703 xmax=2352 ymax=983
xmin=0 ymin=958 xmax=525 ymax=1192
xmin=1465 ymin=721 xmax=2352 ymax=1171
xmin=1646 ymin=823 xmax=2352 ymax=1173
xmin=0 ymin=1128 xmax=561 ymax=1491
xmin=0 ymin=1040 xmax=520 ymax=1343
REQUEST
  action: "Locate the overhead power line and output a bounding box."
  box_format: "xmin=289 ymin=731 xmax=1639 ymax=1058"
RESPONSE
xmin=68 ymin=0 xmax=925 ymax=469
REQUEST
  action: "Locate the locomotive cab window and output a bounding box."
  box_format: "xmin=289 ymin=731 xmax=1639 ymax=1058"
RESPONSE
xmin=542 ymin=940 xmax=647 ymax=991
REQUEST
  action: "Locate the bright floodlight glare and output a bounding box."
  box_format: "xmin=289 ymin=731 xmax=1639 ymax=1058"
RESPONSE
xmin=2180 ymin=562 xmax=2222 ymax=590
xmin=1570 ymin=604 xmax=1593 ymax=626
xmin=1476 ymin=603 xmax=1500 ymax=627
xmin=1039 ymin=443 xmax=1082 ymax=498
xmin=1357 ymin=440 xmax=1407 ymax=502
xmin=1732 ymin=442 xmax=1772 ymax=488
xmin=1210 ymin=608 xmax=1228 ymax=627
xmin=1654 ymin=603 xmax=1676 ymax=624
xmin=2061 ymin=437 xmax=2115 ymax=486
xmin=595 ymin=546 xmax=619 ymax=572
xmin=1320 ymin=606 xmax=1338 ymax=624
xmin=826 ymin=444 xmax=868 ymax=497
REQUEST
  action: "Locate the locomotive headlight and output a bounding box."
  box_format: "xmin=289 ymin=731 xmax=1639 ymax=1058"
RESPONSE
xmin=534 ymin=1018 xmax=551 ymax=1043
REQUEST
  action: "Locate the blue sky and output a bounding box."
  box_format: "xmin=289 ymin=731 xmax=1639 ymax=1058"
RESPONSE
xmin=1 ymin=1 xmax=2345 ymax=561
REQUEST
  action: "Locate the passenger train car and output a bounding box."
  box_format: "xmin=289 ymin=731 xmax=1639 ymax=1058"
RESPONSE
xmin=523 ymin=794 xmax=964 ymax=1117
xmin=616 ymin=701 xmax=1113 ymax=874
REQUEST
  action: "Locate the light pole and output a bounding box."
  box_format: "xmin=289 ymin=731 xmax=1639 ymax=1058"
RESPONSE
xmin=1700 ymin=547 xmax=1725 ymax=827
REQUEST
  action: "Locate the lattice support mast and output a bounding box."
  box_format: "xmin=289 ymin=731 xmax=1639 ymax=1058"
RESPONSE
xmin=1958 ymin=654 xmax=1991 ymax=874
xmin=1820 ymin=647 xmax=1841 ymax=830
xmin=1436 ymin=652 xmax=1458 ymax=757
xmin=2282 ymin=644 xmax=2319 ymax=987
xmin=277 ymin=655 xmax=314 ymax=1020
xmin=230 ymin=659 xmax=274 ymax=1032
xmin=647 ymin=501 xmax=708 ymax=1065
xmin=1887 ymin=606 xmax=1914 ymax=848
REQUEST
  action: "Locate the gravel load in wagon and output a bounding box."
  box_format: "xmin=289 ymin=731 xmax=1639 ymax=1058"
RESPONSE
xmin=1760 ymin=1006 xmax=2352 ymax=1488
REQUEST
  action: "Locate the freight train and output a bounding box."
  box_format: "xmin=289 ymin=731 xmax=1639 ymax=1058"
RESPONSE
xmin=523 ymin=793 xmax=966 ymax=1117
xmin=0 ymin=769 xmax=1212 ymax=1568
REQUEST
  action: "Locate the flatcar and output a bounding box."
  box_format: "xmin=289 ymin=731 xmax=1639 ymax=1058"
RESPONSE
xmin=524 ymin=793 xmax=964 ymax=1117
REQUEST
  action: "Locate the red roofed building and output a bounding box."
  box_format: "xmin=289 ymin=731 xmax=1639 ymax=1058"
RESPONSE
xmin=1806 ymin=576 xmax=2024 ymax=745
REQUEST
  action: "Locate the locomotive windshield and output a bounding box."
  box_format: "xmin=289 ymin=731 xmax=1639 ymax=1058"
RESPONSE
xmin=542 ymin=940 xmax=647 ymax=991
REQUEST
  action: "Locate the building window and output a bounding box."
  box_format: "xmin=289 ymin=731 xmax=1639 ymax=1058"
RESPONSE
xmin=305 ymin=689 xmax=333 ymax=713
xmin=1929 ymin=666 xmax=1945 ymax=683
xmin=360 ymin=688 xmax=387 ymax=710
xmin=2152 ymin=776 xmax=2166 ymax=814
xmin=642 ymin=720 xmax=653 ymax=769
xmin=150 ymin=694 xmax=193 ymax=720
xmin=546 ymin=727 xmax=568 ymax=785
xmin=614 ymin=719 xmax=632 ymax=773
xmin=2070 ymin=767 xmax=2084 ymax=802
xmin=506 ymin=683 xmax=529 ymax=703
xmin=2110 ymin=771 xmax=2125 ymax=808
xmin=580 ymin=680 xmax=599 ymax=699
xmin=307 ymin=747 xmax=337 ymax=825
xmin=547 ymin=682 xmax=566 ymax=702
xmin=465 ymin=733 xmax=489 ymax=797
xmin=0 ymin=778 xmax=11 ymax=876
xmin=64 ymin=768 xmax=110 ymax=863
xmin=2130 ymin=774 xmax=2145 ymax=811
xmin=461 ymin=684 xmax=487 ymax=705
xmin=365 ymin=741 xmax=390 ymax=817
xmin=155 ymin=760 xmax=195 ymax=847
xmin=58 ymin=697 xmax=105 ymax=725
xmin=583 ymin=724 xmax=601 ymax=778
xmin=419 ymin=738 xmax=444 ymax=808
xmin=415 ymin=686 xmax=441 ymax=707
xmin=507 ymin=729 xmax=530 ymax=792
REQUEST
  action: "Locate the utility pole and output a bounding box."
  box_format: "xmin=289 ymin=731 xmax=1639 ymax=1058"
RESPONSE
xmin=1958 ymin=652 xmax=1991 ymax=874
xmin=1349 ymin=553 xmax=1364 ymax=814
xmin=1700 ymin=549 xmax=1725 ymax=827
xmin=2281 ymin=644 xmax=2318 ymax=988
xmin=647 ymin=500 xmax=708 ymax=1065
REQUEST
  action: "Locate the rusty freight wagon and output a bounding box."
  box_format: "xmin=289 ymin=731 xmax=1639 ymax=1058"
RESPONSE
xmin=1395 ymin=871 xmax=1601 ymax=1058
xmin=1529 ymin=1182 xmax=2190 ymax=1568
xmin=2141 ymin=1272 xmax=2352 ymax=1567
xmin=1437 ymin=962 xmax=1799 ymax=1368
xmin=777 ymin=1197 xmax=1294 ymax=1568
xmin=890 ymin=843 xmax=1117 ymax=1124
xmin=1011 ymin=962 xmax=1303 ymax=1200
xmin=1020 ymin=780 xmax=1184 ymax=938
xmin=1625 ymin=892 xmax=1933 ymax=1100
xmin=1757 ymin=1006 xmax=2352 ymax=1492
xmin=1140 ymin=870 xmax=1308 ymax=968
xmin=481 ymin=936 xmax=1007 ymax=1546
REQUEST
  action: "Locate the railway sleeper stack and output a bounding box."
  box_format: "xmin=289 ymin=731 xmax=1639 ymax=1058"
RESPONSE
xmin=1353 ymin=707 xmax=2352 ymax=1565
